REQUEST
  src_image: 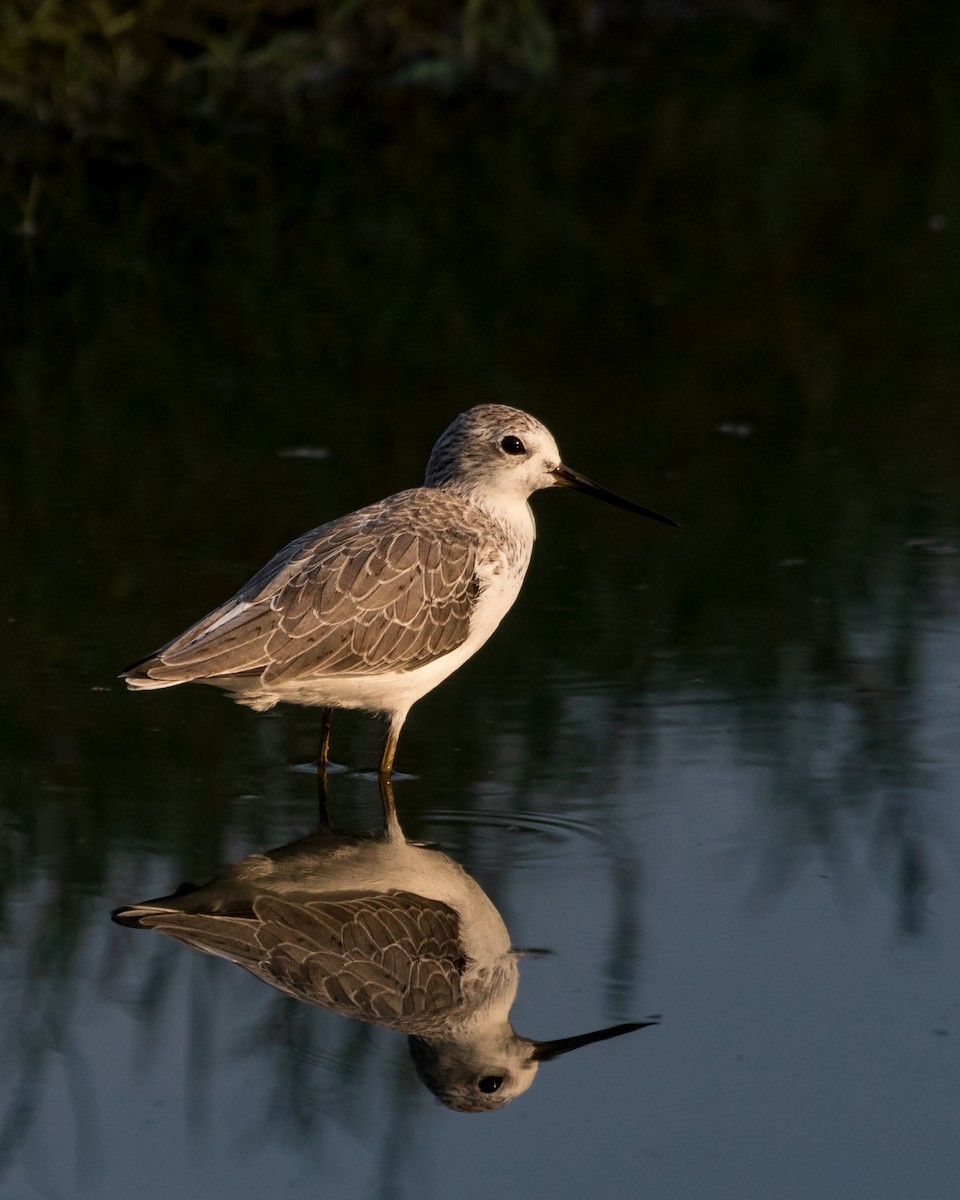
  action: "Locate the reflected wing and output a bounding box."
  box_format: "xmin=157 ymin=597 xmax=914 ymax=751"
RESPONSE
xmin=127 ymin=891 xmax=468 ymax=1027
xmin=254 ymin=892 xmax=466 ymax=1023
xmin=123 ymin=489 xmax=484 ymax=684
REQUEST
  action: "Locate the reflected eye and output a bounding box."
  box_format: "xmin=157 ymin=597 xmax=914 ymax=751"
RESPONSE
xmin=500 ymin=436 xmax=526 ymax=456
xmin=478 ymin=1076 xmax=504 ymax=1094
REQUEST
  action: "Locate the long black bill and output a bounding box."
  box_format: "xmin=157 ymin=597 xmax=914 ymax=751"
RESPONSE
xmin=552 ymin=464 xmax=677 ymax=527
xmin=530 ymin=1018 xmax=658 ymax=1063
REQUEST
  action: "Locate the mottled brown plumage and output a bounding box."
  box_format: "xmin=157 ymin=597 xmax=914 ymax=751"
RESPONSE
xmin=127 ymin=491 xmax=485 ymax=685
xmin=132 ymin=890 xmax=468 ymax=1033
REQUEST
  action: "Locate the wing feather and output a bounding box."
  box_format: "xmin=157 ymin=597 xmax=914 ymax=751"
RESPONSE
xmin=253 ymin=891 xmax=467 ymax=1024
xmin=123 ymin=489 xmax=492 ymax=686
xmin=125 ymin=888 xmax=470 ymax=1028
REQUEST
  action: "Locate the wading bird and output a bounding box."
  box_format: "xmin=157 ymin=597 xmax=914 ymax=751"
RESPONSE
xmin=121 ymin=405 xmax=674 ymax=775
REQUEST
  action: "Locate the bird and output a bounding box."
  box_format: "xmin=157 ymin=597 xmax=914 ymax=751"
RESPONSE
xmin=113 ymin=780 xmax=656 ymax=1112
xmin=121 ymin=404 xmax=675 ymax=776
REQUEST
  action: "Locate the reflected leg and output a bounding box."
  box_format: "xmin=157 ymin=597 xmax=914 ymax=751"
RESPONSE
xmin=378 ymin=777 xmax=404 ymax=842
xmin=316 ymin=763 xmax=330 ymax=829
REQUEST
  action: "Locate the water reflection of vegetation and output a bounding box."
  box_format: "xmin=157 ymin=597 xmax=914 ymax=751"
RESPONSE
xmin=731 ymin=551 xmax=949 ymax=936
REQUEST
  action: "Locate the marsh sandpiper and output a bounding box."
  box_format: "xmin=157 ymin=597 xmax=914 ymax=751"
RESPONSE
xmin=121 ymin=404 xmax=674 ymax=775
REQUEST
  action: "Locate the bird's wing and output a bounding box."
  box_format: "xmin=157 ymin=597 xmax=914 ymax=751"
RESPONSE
xmin=125 ymin=489 xmax=487 ymax=683
xmin=127 ymin=891 xmax=468 ymax=1026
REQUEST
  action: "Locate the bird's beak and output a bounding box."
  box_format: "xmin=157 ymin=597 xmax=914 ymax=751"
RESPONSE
xmin=529 ymin=1019 xmax=658 ymax=1063
xmin=552 ymin=465 xmax=677 ymax=527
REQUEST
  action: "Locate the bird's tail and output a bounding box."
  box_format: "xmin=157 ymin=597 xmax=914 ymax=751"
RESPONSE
xmin=120 ymin=666 xmax=181 ymax=691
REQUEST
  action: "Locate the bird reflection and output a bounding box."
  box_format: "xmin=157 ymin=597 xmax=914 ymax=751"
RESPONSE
xmin=112 ymin=782 xmax=654 ymax=1112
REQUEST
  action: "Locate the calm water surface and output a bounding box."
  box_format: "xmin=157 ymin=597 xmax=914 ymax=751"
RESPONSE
xmin=3 ymin=11 xmax=960 ymax=1198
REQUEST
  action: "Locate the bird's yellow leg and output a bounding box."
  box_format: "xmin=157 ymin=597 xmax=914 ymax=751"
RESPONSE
xmin=317 ymin=708 xmax=332 ymax=774
xmin=378 ymin=712 xmax=406 ymax=779
xmin=378 ymin=729 xmax=398 ymax=778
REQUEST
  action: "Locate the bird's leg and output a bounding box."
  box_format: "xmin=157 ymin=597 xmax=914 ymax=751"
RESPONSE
xmin=316 ymin=707 xmax=332 ymax=774
xmin=378 ymin=711 xmax=406 ymax=779
xmin=378 ymin=728 xmax=399 ymax=778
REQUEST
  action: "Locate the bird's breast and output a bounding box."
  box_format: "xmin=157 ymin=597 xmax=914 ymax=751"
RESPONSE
xmin=466 ymin=509 xmax=534 ymax=645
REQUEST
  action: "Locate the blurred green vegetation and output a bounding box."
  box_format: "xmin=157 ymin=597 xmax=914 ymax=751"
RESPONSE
xmin=2 ymin=0 xmax=955 ymax=138
xmin=0 ymin=0 xmax=612 ymax=130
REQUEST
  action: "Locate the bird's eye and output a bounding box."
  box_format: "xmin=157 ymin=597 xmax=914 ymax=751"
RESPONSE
xmin=478 ymin=1076 xmax=504 ymax=1094
xmin=500 ymin=436 xmax=526 ymax=455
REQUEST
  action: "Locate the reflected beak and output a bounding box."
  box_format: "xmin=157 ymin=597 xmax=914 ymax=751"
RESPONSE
xmin=529 ymin=1019 xmax=658 ymax=1063
xmin=552 ymin=464 xmax=677 ymax=527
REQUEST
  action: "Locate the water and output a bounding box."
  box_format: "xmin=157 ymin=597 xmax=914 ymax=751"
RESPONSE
xmin=3 ymin=9 xmax=960 ymax=1198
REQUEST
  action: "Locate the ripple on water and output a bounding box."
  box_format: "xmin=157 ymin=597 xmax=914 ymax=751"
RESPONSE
xmin=424 ymin=807 xmax=604 ymax=846
xmin=288 ymin=760 xmax=350 ymax=775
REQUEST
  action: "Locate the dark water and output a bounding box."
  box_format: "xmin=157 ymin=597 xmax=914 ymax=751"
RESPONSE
xmin=3 ymin=9 xmax=960 ymax=1199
